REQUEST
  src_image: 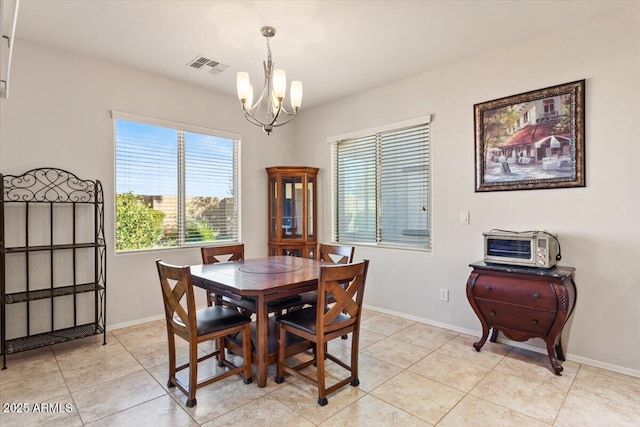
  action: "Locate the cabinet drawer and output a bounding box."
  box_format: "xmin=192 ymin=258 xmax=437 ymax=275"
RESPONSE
xmin=476 ymin=299 xmax=555 ymax=335
xmin=473 ymin=275 xmax=557 ymax=311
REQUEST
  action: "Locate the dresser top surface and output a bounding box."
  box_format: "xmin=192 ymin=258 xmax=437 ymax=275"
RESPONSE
xmin=469 ymin=261 xmax=575 ymax=279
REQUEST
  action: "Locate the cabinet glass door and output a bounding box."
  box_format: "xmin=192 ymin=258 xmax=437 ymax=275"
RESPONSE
xmin=281 ymin=176 xmax=303 ymax=239
xmin=270 ymin=177 xmax=277 ymax=239
xmin=307 ymin=176 xmax=314 ymax=238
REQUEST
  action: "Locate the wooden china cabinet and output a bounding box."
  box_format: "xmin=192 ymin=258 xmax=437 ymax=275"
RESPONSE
xmin=267 ymin=166 xmax=318 ymax=258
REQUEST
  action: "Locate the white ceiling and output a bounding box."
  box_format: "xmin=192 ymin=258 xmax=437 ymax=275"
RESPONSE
xmin=12 ymin=0 xmax=631 ymax=108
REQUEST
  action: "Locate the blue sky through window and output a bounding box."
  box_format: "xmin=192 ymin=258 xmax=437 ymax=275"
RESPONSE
xmin=115 ymin=119 xmax=234 ymax=198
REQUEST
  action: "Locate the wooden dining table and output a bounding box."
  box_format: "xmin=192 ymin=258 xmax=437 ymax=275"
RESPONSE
xmin=190 ymin=255 xmax=324 ymax=387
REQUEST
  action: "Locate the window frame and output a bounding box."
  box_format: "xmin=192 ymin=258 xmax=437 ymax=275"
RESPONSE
xmin=329 ymin=115 xmax=432 ymax=252
xmin=112 ymin=111 xmax=242 ymax=253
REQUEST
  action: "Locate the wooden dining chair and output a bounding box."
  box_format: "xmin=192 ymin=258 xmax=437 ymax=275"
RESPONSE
xmin=201 ymin=243 xmax=302 ymax=316
xmin=296 ymin=243 xmax=355 ymax=305
xmin=200 ymin=244 xmax=245 ymax=308
xmin=156 ymin=260 xmax=252 ymax=408
xmin=274 ymin=259 xmax=369 ymax=406
xmin=296 ymin=244 xmax=355 ymax=340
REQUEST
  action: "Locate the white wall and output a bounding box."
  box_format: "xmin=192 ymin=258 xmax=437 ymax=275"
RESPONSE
xmin=293 ymin=5 xmax=640 ymax=375
xmin=0 ymin=40 xmax=297 ymax=328
xmin=1 ymin=5 xmax=639 ymax=375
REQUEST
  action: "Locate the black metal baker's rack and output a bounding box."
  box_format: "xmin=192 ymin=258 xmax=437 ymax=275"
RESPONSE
xmin=1 ymin=168 xmax=107 ymax=368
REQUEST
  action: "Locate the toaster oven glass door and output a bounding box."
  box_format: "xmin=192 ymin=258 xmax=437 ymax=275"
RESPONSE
xmin=486 ymin=238 xmax=532 ymax=259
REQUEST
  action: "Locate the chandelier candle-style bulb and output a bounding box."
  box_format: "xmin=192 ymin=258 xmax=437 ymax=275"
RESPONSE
xmin=235 ymin=26 xmax=302 ymax=135
xmin=273 ymin=69 xmax=286 ymax=100
xmin=290 ymin=80 xmax=302 ymax=110
xmin=236 ymin=72 xmax=251 ymax=105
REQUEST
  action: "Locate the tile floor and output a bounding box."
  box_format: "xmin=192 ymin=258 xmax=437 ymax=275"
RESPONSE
xmin=1 ymin=309 xmax=640 ymax=426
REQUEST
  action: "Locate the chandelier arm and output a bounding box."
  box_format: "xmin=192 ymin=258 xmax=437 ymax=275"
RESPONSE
xmin=243 ymin=112 xmax=267 ymax=128
xmin=270 ymin=111 xmax=299 ymax=128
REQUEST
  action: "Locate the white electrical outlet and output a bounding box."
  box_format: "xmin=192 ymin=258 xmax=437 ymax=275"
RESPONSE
xmin=440 ymin=288 xmax=449 ymax=302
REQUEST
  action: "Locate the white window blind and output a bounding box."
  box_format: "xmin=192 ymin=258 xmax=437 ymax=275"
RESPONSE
xmin=114 ymin=114 xmax=240 ymax=252
xmin=332 ymin=121 xmax=431 ymax=250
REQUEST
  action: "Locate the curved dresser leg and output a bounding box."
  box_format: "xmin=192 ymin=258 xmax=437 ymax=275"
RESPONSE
xmin=546 ymin=340 xmax=563 ymax=375
xmin=473 ymin=325 xmax=490 ymax=352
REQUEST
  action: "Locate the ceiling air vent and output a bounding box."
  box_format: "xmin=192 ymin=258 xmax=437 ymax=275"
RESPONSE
xmin=186 ymin=56 xmax=228 ymax=75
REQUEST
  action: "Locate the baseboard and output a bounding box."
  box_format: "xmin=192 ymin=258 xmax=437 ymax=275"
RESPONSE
xmin=363 ymin=303 xmax=640 ymax=379
xmin=108 ymin=313 xmax=165 ymax=332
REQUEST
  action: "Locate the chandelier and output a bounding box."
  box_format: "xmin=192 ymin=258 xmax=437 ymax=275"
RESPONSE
xmin=236 ymin=26 xmax=302 ymax=135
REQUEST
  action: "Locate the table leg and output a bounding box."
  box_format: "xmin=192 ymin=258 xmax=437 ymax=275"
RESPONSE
xmin=256 ymin=294 xmax=269 ymax=387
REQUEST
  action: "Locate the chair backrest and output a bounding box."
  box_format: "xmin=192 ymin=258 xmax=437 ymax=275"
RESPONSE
xmin=156 ymin=260 xmax=196 ymax=334
xmin=317 ymin=260 xmax=369 ymax=335
xmin=317 ymin=243 xmax=354 ymax=264
xmin=201 ymin=243 xmax=244 ymax=265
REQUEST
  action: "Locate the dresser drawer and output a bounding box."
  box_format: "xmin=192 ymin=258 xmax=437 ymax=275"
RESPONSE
xmin=472 ymin=275 xmax=557 ymax=311
xmin=476 ymin=299 xmax=555 ymax=335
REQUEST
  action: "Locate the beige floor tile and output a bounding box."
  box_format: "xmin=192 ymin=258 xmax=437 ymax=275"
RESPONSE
xmin=360 ymin=308 xmax=379 ymax=320
xmin=111 ymin=320 xmax=167 ymax=350
xmin=579 ymin=364 xmax=640 ymax=384
xmin=436 ymin=334 xmax=509 ymax=370
xmin=408 ymin=350 xmax=490 ymax=392
xmin=569 ymin=366 xmax=640 ymax=415
xmin=325 ymin=352 xmax=403 ymax=393
xmin=202 ymin=394 xmax=314 ymax=426
xmin=127 ymin=337 xmax=193 ymax=369
xmin=320 ymin=394 xmax=430 ymax=426
xmin=3 ymin=314 xmax=640 ymax=427
xmin=50 ymin=332 xmax=113 ymax=358
xmin=469 ymin=369 xmax=566 ymax=424
xmin=391 ymin=323 xmax=459 ymax=350
xmin=555 ymin=392 xmax=640 ymax=427
xmin=269 ymin=375 xmax=366 ymax=424
xmin=0 ymin=404 xmax=83 ymax=427
xmin=370 ymin=371 xmax=464 ymax=424
xmin=361 ymin=337 xmax=431 ymax=369
xmin=173 ymin=375 xmax=265 ymax=424
xmin=438 ymin=394 xmax=550 ymax=427
xmin=497 ymin=347 xmax=579 ymax=391
xmin=85 ymin=395 xmax=198 ymax=427
xmin=59 ymin=343 xmax=144 ymax=392
xmin=327 ymin=337 xmax=354 ymax=359
xmin=72 ymin=370 xmax=166 ymax=424
xmin=148 ymin=353 xmax=253 ymax=396
xmin=360 ymin=313 xmax=415 ymax=336
xmin=0 ymin=347 xmax=59 ymax=384
xmin=358 ymin=329 xmax=387 ymax=349
xmin=0 ymin=369 xmax=69 ymax=403
xmin=54 ymin=338 xmax=128 ymax=367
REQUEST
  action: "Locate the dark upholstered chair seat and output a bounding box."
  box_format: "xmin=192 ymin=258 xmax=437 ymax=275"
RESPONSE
xmin=174 ymin=305 xmax=251 ymax=336
xmin=223 ymin=294 xmax=302 ymax=314
xmin=276 ymin=307 xmax=350 ymax=335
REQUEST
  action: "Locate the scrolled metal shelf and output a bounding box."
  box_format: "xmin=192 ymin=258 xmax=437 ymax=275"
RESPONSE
xmin=4 ymin=283 xmax=105 ymax=304
xmin=3 ymin=242 xmax=103 ymax=253
xmin=4 ymin=324 xmax=105 ymax=355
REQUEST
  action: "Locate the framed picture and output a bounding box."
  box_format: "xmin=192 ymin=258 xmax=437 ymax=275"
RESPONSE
xmin=474 ymin=80 xmax=585 ymax=192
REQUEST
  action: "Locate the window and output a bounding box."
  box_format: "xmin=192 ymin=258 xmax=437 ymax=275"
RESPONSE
xmin=330 ymin=117 xmax=431 ymax=250
xmin=113 ymin=112 xmax=240 ymax=252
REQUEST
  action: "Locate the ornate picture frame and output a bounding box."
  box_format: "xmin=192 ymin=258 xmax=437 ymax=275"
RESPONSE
xmin=474 ymin=80 xmax=585 ymax=192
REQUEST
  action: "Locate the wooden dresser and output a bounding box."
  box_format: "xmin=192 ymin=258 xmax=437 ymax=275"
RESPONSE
xmin=466 ymin=261 xmax=577 ymax=375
